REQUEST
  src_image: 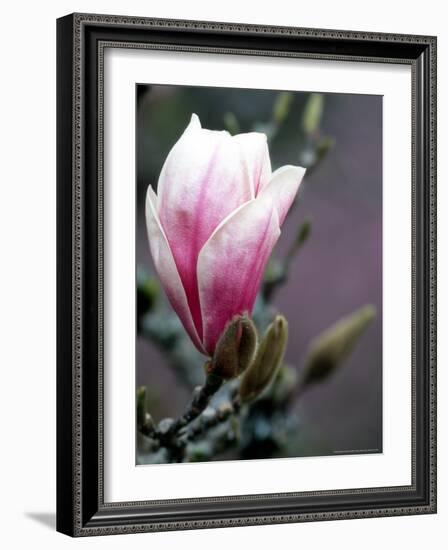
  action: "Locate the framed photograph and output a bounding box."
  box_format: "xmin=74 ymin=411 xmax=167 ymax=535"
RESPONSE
xmin=56 ymin=13 xmax=437 ymax=536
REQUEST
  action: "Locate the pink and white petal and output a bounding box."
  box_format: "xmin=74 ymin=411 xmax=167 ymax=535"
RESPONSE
xmin=157 ymin=114 xmax=253 ymax=232
xmin=260 ymin=165 xmax=306 ymax=226
xmin=232 ymin=132 xmax=272 ymax=197
xmin=197 ymin=197 xmax=281 ymax=355
xmin=156 ymin=113 xmax=200 ymax=197
xmin=145 ymin=186 xmax=206 ymax=354
xmin=156 ymin=114 xmax=254 ymax=338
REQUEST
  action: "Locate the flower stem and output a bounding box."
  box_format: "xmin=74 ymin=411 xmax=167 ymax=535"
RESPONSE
xmin=169 ymin=373 xmax=224 ymax=435
xmin=180 ymin=389 xmax=241 ymax=443
xmin=145 ymin=372 xmax=224 ymax=455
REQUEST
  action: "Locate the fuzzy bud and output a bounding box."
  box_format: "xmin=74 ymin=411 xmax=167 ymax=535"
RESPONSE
xmin=207 ymin=315 xmax=258 ymax=380
xmin=239 ymin=315 xmax=288 ymax=402
xmin=302 ymin=305 xmax=376 ymax=386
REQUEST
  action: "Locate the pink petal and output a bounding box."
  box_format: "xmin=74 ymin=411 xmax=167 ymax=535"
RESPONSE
xmin=233 ymin=132 xmax=272 ymax=196
xmin=260 ymin=165 xmax=306 ymax=225
xmin=156 ymin=114 xmax=254 ymax=339
xmin=197 ymin=197 xmax=281 ymax=355
xmin=145 ymin=186 xmax=205 ymax=354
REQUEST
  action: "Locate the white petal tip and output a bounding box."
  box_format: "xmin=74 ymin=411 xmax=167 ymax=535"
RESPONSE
xmin=284 ymin=165 xmax=307 ymax=178
xmin=146 ymin=185 xmax=158 ymax=208
xmin=188 ymin=113 xmax=202 ymax=130
xmin=297 ymin=165 xmax=307 ymax=178
xmin=275 ymin=164 xmax=307 ymax=188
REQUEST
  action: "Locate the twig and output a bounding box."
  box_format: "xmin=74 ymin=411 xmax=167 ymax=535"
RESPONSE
xmin=180 ymin=391 xmax=241 ymax=443
xmin=170 ymin=373 xmax=223 ymax=432
xmin=262 ymin=219 xmax=311 ymax=302
xmin=145 ymin=373 xmax=224 ymax=447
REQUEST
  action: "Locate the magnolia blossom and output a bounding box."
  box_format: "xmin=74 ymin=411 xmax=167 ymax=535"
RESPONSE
xmin=146 ymin=114 xmax=305 ymax=356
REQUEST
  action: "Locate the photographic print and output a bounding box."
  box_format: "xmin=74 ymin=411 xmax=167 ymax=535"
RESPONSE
xmin=57 ymin=14 xmax=436 ymax=534
xmin=136 ymin=84 xmax=382 ymax=465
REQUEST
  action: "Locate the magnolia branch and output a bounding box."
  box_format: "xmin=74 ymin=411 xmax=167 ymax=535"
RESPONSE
xmin=179 ymin=389 xmax=241 ymax=443
xmin=141 ymin=373 xmax=224 ymax=445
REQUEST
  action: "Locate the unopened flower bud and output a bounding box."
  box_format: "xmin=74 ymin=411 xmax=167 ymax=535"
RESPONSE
xmin=207 ymin=315 xmax=258 ymax=380
xmin=239 ymin=315 xmax=288 ymax=402
xmin=302 ymin=305 xmax=376 ymax=386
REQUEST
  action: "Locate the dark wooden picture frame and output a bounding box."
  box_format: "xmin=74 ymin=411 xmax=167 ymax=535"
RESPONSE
xmin=57 ymin=13 xmax=437 ymax=536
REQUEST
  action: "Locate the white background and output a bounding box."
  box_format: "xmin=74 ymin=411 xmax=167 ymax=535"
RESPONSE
xmin=0 ymin=1 xmax=445 ymax=549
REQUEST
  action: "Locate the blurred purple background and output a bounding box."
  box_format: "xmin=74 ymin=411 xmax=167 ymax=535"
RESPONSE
xmin=136 ymin=85 xmax=382 ymax=456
